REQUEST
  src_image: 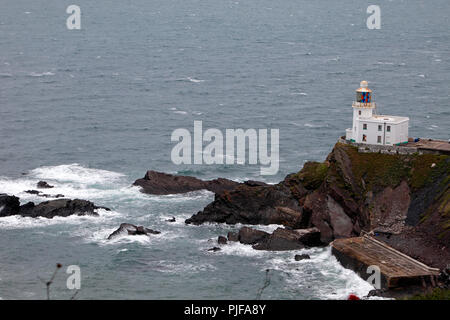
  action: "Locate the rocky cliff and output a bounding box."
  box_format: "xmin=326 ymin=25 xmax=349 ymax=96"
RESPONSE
xmin=186 ymin=142 xmax=450 ymax=269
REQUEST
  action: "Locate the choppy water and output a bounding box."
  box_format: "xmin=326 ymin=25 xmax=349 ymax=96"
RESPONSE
xmin=0 ymin=0 xmax=449 ymax=299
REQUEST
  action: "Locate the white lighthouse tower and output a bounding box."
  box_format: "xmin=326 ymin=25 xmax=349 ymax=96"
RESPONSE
xmin=345 ymin=81 xmax=409 ymax=146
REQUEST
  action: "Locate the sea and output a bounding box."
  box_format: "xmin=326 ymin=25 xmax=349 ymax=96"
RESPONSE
xmin=0 ymin=0 xmax=448 ymax=299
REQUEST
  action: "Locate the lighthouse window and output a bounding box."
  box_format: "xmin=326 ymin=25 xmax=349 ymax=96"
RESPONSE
xmin=387 ymin=125 xmax=391 ymax=132
xmin=362 ymin=134 xmax=367 ymax=142
xmin=377 ymin=136 xmax=382 ymax=143
xmin=378 ymin=125 xmax=382 ymax=131
xmin=359 ymin=111 xmax=361 ymax=116
xmin=363 ymin=123 xmax=367 ymax=130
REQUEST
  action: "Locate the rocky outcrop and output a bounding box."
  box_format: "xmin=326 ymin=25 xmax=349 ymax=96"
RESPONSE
xmin=0 ymin=194 xmax=20 ymax=217
xmin=0 ymin=194 xmax=109 ymax=219
xmin=218 ymin=226 xmax=322 ymax=251
xmin=185 ymin=185 xmax=306 ymax=227
xmin=253 ymin=227 xmax=322 ymax=251
xmin=238 ymin=227 xmax=270 ymax=244
xmin=133 ymin=170 xmax=240 ymax=195
xmin=185 ymin=142 xmax=450 ymax=268
xmin=107 ymin=223 xmax=160 ymax=240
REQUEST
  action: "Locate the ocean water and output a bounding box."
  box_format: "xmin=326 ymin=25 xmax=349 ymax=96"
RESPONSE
xmin=0 ymin=0 xmax=449 ymax=299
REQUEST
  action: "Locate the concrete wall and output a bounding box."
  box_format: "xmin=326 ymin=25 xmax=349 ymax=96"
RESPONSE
xmin=338 ymin=137 xmax=420 ymax=155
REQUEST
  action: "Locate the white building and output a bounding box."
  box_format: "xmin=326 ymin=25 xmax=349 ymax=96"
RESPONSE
xmin=345 ymin=81 xmax=409 ymax=146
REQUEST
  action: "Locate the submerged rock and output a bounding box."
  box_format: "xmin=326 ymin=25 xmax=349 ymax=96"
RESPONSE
xmin=295 ymin=254 xmax=311 ymax=261
xmin=166 ymin=217 xmax=176 ymax=222
xmin=218 ymin=236 xmax=227 ymax=244
xmin=107 ymin=223 xmax=161 ymax=240
xmin=25 ymin=190 xmax=40 ymax=195
xmin=37 ymin=181 xmax=54 ymax=189
xmin=133 ymin=170 xmax=240 ymax=195
xmin=227 ymin=232 xmax=239 ymax=242
xmin=24 ymin=190 xmax=65 ymax=198
xmin=207 ymin=247 xmax=221 ymax=252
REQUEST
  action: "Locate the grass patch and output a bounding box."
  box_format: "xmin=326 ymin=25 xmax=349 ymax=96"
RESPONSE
xmin=404 ymin=288 xmax=450 ymax=300
xmin=290 ymin=161 xmax=328 ymax=190
xmin=336 ymin=143 xmax=449 ymax=193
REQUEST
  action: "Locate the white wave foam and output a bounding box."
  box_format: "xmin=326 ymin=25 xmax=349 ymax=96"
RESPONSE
xmin=215 ymin=241 xmax=269 ymax=257
xmin=29 ymin=71 xmax=54 ymax=77
xmin=187 ymin=77 xmax=205 ymax=83
xmin=28 ymin=163 xmax=124 ymax=185
xmin=304 ymin=123 xmax=325 ymax=128
xmin=0 ymin=208 xmax=118 ymax=230
xmin=265 ymin=247 xmax=382 ymax=300
xmin=152 ymin=260 xmax=216 ymax=274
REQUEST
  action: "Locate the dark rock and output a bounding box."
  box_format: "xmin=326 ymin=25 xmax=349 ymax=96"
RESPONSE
xmin=133 ymin=170 xmax=239 ymax=195
xmin=166 ymin=217 xmax=176 ymax=222
xmin=227 ymin=232 xmax=239 ymax=242
xmin=185 ymin=184 xmax=305 ymax=228
xmin=294 ymin=254 xmax=311 ymax=261
xmin=218 ymin=236 xmax=227 ymax=244
xmin=37 ymin=181 xmax=54 ymax=189
xmin=1 ymin=194 xmax=109 ymax=219
xmin=207 ymin=247 xmax=221 ymax=252
xmin=238 ymin=227 xmax=270 ymax=244
xmin=182 ymin=141 xmax=450 ymax=268
xmin=0 ymin=194 xmax=20 ymax=217
xmin=253 ymin=227 xmax=321 ymax=251
xmin=244 ymin=180 xmax=269 ymax=187
xmin=24 ymin=190 xmax=65 ymax=198
xmin=18 ymin=199 xmax=108 ymax=219
xmin=107 ymin=223 xmax=161 ymax=240
xmin=25 ymin=190 xmax=41 ymax=195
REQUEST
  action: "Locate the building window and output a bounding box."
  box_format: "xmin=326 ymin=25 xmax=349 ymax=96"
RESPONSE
xmin=359 ymin=110 xmax=361 ymax=116
xmin=362 ymin=134 xmax=367 ymax=142
xmin=377 ymin=136 xmax=382 ymax=143
xmin=363 ymin=123 xmax=367 ymax=130
xmin=387 ymin=125 xmax=391 ymax=132
xmin=378 ymin=125 xmax=382 ymax=131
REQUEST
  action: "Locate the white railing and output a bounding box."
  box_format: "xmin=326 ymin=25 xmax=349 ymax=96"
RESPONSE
xmin=352 ymin=101 xmax=376 ymax=108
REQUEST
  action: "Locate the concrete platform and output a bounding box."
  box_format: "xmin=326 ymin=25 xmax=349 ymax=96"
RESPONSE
xmin=406 ymin=138 xmax=450 ymax=155
xmin=331 ymin=235 xmax=440 ymax=289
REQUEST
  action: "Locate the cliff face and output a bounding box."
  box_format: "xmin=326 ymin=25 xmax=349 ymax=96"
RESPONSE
xmin=186 ymin=142 xmax=450 ymax=268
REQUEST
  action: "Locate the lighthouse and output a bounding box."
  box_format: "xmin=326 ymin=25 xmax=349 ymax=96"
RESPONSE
xmin=345 ymin=81 xmax=409 ymax=146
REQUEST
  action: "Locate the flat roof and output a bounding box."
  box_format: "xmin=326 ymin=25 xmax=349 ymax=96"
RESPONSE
xmin=359 ymin=115 xmax=409 ymax=124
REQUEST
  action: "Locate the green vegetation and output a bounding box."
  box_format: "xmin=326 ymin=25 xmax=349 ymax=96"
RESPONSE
xmin=336 ymin=143 xmax=449 ymax=193
xmin=404 ymin=288 xmax=450 ymax=300
xmin=290 ymin=161 xmax=329 ymax=190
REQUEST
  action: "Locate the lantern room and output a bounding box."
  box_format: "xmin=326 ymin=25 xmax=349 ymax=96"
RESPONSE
xmin=356 ymin=80 xmax=372 ymax=103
